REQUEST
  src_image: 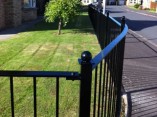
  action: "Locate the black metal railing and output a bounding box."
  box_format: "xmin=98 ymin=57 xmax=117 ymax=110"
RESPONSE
xmin=78 ymin=5 xmax=128 ymax=117
xmin=0 ymin=4 xmax=128 ymax=117
xmin=88 ymin=4 xmax=123 ymax=49
xmin=0 ymin=71 xmax=80 ymax=117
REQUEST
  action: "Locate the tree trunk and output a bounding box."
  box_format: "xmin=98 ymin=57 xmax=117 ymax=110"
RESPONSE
xmin=58 ymin=20 xmax=62 ymax=35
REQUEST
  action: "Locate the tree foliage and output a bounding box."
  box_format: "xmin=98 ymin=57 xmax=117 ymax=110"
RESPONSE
xmin=44 ymin=0 xmax=81 ymax=34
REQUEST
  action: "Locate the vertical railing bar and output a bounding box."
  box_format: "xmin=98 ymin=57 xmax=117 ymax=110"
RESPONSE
xmin=33 ymin=77 xmax=37 ymax=117
xmin=115 ymin=43 xmax=121 ymax=117
xmin=93 ymin=66 xmax=98 ymax=117
xmin=56 ymin=77 xmax=59 ymax=117
xmin=97 ymin=61 xmax=103 ymax=117
xmin=108 ymin=54 xmax=112 ymax=117
xmin=114 ymin=45 xmax=119 ymax=117
xmin=111 ymin=47 xmax=116 ymax=117
xmin=115 ymin=46 xmax=119 ymax=117
xmin=116 ymin=40 xmax=125 ymax=117
xmin=101 ymin=58 xmax=107 ymax=117
xmin=110 ymin=83 xmax=114 ymax=117
xmin=112 ymin=19 xmax=120 ymax=114
xmin=113 ymin=22 xmax=122 ymax=116
xmin=106 ymin=12 xmax=109 ymax=46
xmin=79 ymin=51 xmax=92 ymax=117
xmin=113 ymin=42 xmax=120 ymax=117
xmin=97 ymin=11 xmax=100 ymax=42
xmin=104 ymin=61 xmax=107 ymax=117
xmin=99 ymin=13 xmax=102 ymax=48
xmin=110 ymin=23 xmax=118 ymax=117
xmin=110 ymin=47 xmax=116 ymax=117
xmin=104 ymin=60 xmax=108 ymax=117
xmin=103 ymin=12 xmax=109 ymax=117
xmin=109 ymin=52 xmax=113 ymax=117
xmin=107 ymin=14 xmax=115 ymax=117
xmin=10 ymin=76 xmax=14 ymax=117
xmin=115 ymin=16 xmax=126 ymax=117
xmin=108 ymin=19 xmax=111 ymax=44
xmin=104 ymin=55 xmax=109 ymax=117
xmin=107 ymin=53 xmax=112 ymax=117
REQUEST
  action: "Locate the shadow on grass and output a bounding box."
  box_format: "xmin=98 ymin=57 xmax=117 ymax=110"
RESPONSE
xmin=28 ymin=12 xmax=94 ymax=34
xmin=0 ymin=7 xmax=94 ymax=36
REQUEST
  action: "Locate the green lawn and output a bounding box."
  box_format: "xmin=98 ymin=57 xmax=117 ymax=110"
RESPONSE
xmin=0 ymin=13 xmax=100 ymax=116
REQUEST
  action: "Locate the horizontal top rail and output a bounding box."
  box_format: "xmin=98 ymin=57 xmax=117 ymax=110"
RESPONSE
xmin=109 ymin=16 xmax=121 ymax=26
xmin=89 ymin=4 xmax=121 ymax=26
xmin=88 ymin=4 xmax=128 ymax=70
xmin=91 ymin=24 xmax=128 ymax=69
xmin=0 ymin=70 xmax=80 ymax=80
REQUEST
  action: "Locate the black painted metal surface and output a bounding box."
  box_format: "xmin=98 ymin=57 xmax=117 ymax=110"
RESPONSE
xmin=86 ymin=5 xmax=128 ymax=117
xmin=0 ymin=71 xmax=80 ymax=117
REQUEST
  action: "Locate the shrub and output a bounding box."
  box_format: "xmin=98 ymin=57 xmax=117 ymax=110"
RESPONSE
xmin=143 ymin=8 xmax=150 ymax=10
xmin=134 ymin=3 xmax=140 ymax=9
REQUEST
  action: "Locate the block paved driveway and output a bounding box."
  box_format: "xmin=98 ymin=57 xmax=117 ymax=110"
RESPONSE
xmin=123 ymin=31 xmax=157 ymax=117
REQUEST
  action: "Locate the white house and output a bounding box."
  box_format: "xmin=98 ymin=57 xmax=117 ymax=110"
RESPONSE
xmin=82 ymin=0 xmax=94 ymax=5
xmin=127 ymin=0 xmax=157 ymax=9
xmin=126 ymin=0 xmax=141 ymax=6
xmin=143 ymin=0 xmax=151 ymax=8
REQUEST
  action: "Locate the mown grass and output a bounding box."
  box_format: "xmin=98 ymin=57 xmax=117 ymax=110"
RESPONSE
xmin=0 ymin=12 xmax=100 ymax=117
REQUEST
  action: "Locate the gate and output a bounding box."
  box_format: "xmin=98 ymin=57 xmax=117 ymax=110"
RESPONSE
xmin=0 ymin=4 xmax=128 ymax=117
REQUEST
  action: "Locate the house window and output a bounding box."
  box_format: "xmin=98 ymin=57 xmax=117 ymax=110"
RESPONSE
xmin=23 ymin=0 xmax=36 ymax=8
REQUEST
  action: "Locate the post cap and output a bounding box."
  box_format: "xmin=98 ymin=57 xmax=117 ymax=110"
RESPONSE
xmin=81 ymin=51 xmax=92 ymax=63
xmin=106 ymin=11 xmax=109 ymax=16
xmin=121 ymin=16 xmax=125 ymax=23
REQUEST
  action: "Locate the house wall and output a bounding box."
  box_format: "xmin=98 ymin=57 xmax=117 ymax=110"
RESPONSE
xmin=126 ymin=0 xmax=141 ymax=6
xmin=0 ymin=0 xmax=22 ymax=30
xmin=143 ymin=0 xmax=151 ymax=8
xmin=0 ymin=0 xmax=5 ymax=29
xmin=37 ymin=0 xmax=46 ymax=15
xmin=150 ymin=1 xmax=157 ymax=9
xmin=3 ymin=0 xmax=15 ymax=28
xmin=82 ymin=0 xmax=93 ymax=5
xmin=0 ymin=0 xmax=41 ymax=30
xmin=12 ymin=0 xmax=22 ymax=27
xmin=22 ymin=8 xmax=37 ymax=22
xmin=5 ymin=0 xmax=22 ymax=27
xmin=127 ymin=0 xmax=157 ymax=8
xmin=0 ymin=0 xmax=38 ymax=30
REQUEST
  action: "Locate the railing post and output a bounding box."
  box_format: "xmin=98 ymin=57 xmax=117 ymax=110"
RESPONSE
xmin=121 ymin=16 xmax=125 ymax=32
xmin=10 ymin=77 xmax=14 ymax=117
xmin=79 ymin=51 xmax=92 ymax=117
xmin=115 ymin=16 xmax=126 ymax=117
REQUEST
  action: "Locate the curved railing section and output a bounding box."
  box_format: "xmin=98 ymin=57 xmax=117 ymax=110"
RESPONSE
xmin=79 ymin=4 xmax=128 ymax=117
xmin=92 ymin=24 xmax=128 ymax=69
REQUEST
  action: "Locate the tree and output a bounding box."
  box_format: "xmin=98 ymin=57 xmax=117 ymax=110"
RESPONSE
xmin=44 ymin=0 xmax=81 ymax=35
